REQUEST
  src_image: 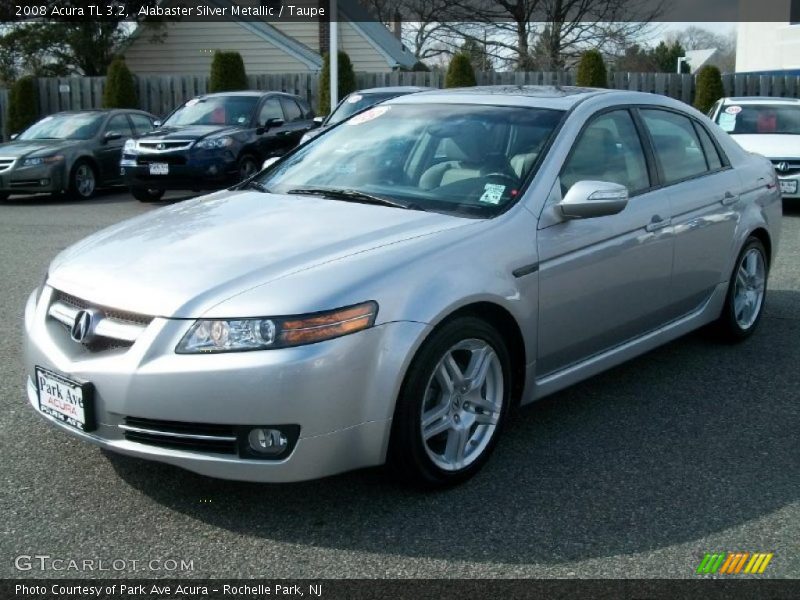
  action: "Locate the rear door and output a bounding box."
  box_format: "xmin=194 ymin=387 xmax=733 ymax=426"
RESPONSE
xmin=638 ymin=108 xmax=740 ymax=316
xmin=536 ymin=108 xmax=675 ymax=376
xmin=97 ymin=113 xmax=134 ymax=184
xmin=278 ymin=96 xmax=314 ymax=148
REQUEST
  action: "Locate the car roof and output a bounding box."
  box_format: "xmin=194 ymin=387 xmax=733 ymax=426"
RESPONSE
xmin=721 ymin=96 xmax=800 ymax=105
xmin=50 ymin=109 xmax=153 ymax=117
xmin=389 ymin=85 xmax=616 ymax=109
xmin=352 ymin=86 xmax=435 ymax=95
xmin=200 ymin=91 xmax=296 ymax=99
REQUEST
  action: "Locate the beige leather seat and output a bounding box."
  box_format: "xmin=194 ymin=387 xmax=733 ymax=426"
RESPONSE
xmin=419 ymin=128 xmax=486 ymax=190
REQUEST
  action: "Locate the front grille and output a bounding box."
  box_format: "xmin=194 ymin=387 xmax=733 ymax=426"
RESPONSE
xmin=0 ymin=157 xmax=16 ymax=172
xmin=53 ymin=290 xmax=153 ymax=326
xmin=136 ymin=140 xmax=193 ymax=152
xmin=771 ymin=160 xmax=800 ymax=177
xmin=48 ymin=289 xmax=153 ymax=351
xmin=120 ymin=417 xmax=238 ymax=455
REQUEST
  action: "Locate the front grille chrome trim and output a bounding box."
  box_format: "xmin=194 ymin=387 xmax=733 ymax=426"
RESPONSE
xmin=135 ymin=140 xmax=194 ymax=153
xmin=118 ymin=424 xmax=237 ymax=442
xmin=47 ymin=300 xmax=148 ymax=343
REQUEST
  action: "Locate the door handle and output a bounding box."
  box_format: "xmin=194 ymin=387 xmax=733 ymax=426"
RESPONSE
xmin=645 ymin=215 xmax=671 ymax=232
xmin=721 ymin=191 xmax=738 ymax=205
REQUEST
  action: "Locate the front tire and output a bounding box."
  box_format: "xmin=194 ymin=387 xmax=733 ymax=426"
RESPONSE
xmin=131 ymin=187 xmax=165 ymax=203
xmin=237 ymin=155 xmax=259 ymax=181
xmin=388 ymin=316 xmax=511 ymax=488
xmin=715 ymin=236 xmax=768 ymax=341
xmin=68 ymin=160 xmax=97 ymax=200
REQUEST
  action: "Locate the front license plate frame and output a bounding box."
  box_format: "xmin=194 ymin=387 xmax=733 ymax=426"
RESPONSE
xmin=35 ymin=366 xmax=96 ymax=432
xmin=149 ymin=162 xmax=169 ymax=176
xmin=779 ymin=179 xmax=797 ymax=194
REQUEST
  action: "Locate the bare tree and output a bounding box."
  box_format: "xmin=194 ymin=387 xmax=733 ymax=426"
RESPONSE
xmin=665 ymin=25 xmax=736 ymax=73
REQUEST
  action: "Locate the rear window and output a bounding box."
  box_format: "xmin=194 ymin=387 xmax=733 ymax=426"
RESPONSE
xmin=715 ymin=103 xmax=800 ymax=135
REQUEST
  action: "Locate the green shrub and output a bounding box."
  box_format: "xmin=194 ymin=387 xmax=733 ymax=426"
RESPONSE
xmin=102 ymin=56 xmax=137 ymax=109
xmin=8 ymin=76 xmax=38 ymax=136
xmin=576 ymin=49 xmax=607 ymax=88
xmin=318 ymin=51 xmax=357 ymax=115
xmin=209 ymin=51 xmax=247 ymax=93
xmin=445 ymin=53 xmax=476 ymax=88
xmin=411 ymin=60 xmax=430 ymax=72
xmin=694 ymin=65 xmax=724 ymax=114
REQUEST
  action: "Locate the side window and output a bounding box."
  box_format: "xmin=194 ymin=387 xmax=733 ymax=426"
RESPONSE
xmin=129 ymin=114 xmax=154 ymax=135
xmin=258 ymin=98 xmax=284 ymax=125
xmin=694 ymin=123 xmax=723 ymax=171
xmin=641 ymin=109 xmax=708 ymax=184
xmin=106 ymin=114 xmax=134 ymax=137
xmin=561 ymin=109 xmax=650 ymax=195
xmin=279 ymin=97 xmax=303 ymax=122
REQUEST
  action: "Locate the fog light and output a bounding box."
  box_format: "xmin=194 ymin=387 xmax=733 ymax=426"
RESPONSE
xmin=40 ymin=179 xmax=50 ymax=186
xmin=248 ymin=428 xmax=288 ymax=455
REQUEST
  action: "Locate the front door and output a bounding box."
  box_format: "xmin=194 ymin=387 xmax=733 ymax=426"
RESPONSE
xmin=536 ymin=108 xmax=675 ymax=376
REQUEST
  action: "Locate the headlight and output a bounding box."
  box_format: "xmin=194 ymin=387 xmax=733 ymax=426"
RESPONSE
xmin=194 ymin=136 xmax=234 ymax=150
xmin=123 ymin=139 xmax=136 ymax=152
xmin=22 ymin=155 xmax=64 ymax=167
xmin=176 ymin=301 xmax=378 ymax=353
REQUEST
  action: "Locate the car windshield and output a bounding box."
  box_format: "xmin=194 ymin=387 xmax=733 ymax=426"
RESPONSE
xmin=163 ymin=96 xmax=259 ymax=127
xmin=716 ymin=103 xmax=800 ymax=135
xmin=257 ymin=103 xmax=564 ymax=218
xmin=18 ymin=113 xmax=104 ymax=140
xmin=327 ymin=92 xmax=401 ymax=125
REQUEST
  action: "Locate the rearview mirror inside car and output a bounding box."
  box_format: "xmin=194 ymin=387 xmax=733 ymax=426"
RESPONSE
xmin=559 ymin=181 xmax=628 ymax=219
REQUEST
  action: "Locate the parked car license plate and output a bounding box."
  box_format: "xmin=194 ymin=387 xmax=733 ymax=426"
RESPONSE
xmin=149 ymin=162 xmax=169 ymax=175
xmin=35 ymin=366 xmax=95 ymax=432
xmin=779 ymin=179 xmax=797 ymax=194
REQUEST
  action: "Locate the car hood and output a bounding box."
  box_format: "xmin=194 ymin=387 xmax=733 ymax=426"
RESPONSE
xmin=141 ymin=124 xmax=242 ymax=142
xmin=731 ymin=134 xmax=800 ymax=159
xmin=0 ymin=139 xmax=76 ymax=158
xmin=48 ymin=191 xmax=472 ymax=318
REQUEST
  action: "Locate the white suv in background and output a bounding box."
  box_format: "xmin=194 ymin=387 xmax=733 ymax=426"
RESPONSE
xmin=710 ymin=97 xmax=800 ymax=199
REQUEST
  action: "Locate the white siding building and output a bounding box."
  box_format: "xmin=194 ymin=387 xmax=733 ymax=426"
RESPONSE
xmin=736 ymin=0 xmax=800 ymax=72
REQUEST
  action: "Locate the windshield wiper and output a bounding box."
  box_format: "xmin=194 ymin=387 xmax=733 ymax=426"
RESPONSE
xmin=242 ymin=180 xmax=271 ymax=193
xmin=286 ymin=187 xmax=422 ymax=210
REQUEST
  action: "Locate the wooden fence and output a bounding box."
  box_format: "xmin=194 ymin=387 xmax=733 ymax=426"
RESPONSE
xmin=2 ymin=70 xmax=800 ymax=138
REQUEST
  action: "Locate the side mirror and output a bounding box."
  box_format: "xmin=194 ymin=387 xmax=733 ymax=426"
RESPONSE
xmin=559 ymin=180 xmax=628 ymax=219
xmin=153 ymin=120 xmax=162 ymax=128
xmin=10 ymin=133 xmax=18 ymax=141
xmin=104 ymin=131 xmax=122 ymax=142
xmin=262 ymin=156 xmax=280 ymax=170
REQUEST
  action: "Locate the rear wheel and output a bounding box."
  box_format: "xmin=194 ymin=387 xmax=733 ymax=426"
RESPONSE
xmin=68 ymin=160 xmax=96 ymax=200
xmin=715 ymin=236 xmax=768 ymax=341
xmin=131 ymin=187 xmax=165 ymax=202
xmin=388 ymin=316 xmax=511 ymax=487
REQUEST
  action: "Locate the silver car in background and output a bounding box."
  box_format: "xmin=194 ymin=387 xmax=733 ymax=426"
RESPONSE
xmin=24 ymin=87 xmax=781 ymax=487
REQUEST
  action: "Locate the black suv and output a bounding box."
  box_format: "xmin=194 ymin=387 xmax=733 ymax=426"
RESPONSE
xmin=121 ymin=91 xmax=317 ymax=201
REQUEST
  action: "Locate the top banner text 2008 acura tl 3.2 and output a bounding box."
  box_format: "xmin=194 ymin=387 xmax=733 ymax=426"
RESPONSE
xmin=23 ymin=87 xmax=780 ymax=487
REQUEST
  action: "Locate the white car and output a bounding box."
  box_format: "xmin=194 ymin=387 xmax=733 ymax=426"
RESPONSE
xmin=710 ymin=97 xmax=800 ymax=199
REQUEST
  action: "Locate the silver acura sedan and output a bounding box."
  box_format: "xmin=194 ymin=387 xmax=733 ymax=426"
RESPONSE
xmin=24 ymin=87 xmax=781 ymax=487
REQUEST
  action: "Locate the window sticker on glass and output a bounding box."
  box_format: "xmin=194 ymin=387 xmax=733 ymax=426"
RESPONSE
xmin=237 ymin=116 xmax=247 ymax=123
xmin=725 ymin=105 xmax=742 ymax=115
xmin=347 ymin=94 xmax=363 ymax=104
xmin=718 ymin=112 xmax=736 ymax=132
xmin=347 ymin=106 xmax=390 ymax=125
xmin=479 ymin=183 xmax=505 ymax=205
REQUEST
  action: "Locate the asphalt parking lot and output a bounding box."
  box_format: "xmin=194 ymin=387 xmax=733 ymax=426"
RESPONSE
xmin=0 ymin=190 xmax=798 ymax=579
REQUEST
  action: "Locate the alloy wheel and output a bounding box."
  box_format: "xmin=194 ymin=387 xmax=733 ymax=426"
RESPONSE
xmin=420 ymin=339 xmax=504 ymax=471
xmin=75 ymin=164 xmax=96 ymax=198
xmin=733 ymin=247 xmax=766 ymax=330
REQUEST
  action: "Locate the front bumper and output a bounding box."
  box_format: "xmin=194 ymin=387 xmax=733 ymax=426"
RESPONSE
xmin=24 ymin=287 xmax=429 ymax=482
xmin=121 ymin=151 xmax=237 ymax=191
xmin=0 ymin=163 xmax=66 ymax=195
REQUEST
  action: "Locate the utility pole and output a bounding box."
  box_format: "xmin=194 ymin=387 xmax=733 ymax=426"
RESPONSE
xmin=329 ymin=0 xmax=338 ymax=110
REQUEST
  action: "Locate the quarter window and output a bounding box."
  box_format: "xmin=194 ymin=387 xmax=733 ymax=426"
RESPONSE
xmin=694 ymin=123 xmax=723 ymax=171
xmin=641 ymin=109 xmax=708 ymax=184
xmin=561 ymin=110 xmax=650 ymax=195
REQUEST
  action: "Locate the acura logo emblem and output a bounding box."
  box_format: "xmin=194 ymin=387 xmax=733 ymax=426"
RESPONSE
xmin=156 ymin=143 xmax=165 ymax=151
xmin=776 ymin=161 xmax=789 ymax=173
xmin=70 ymin=309 xmax=99 ymax=344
